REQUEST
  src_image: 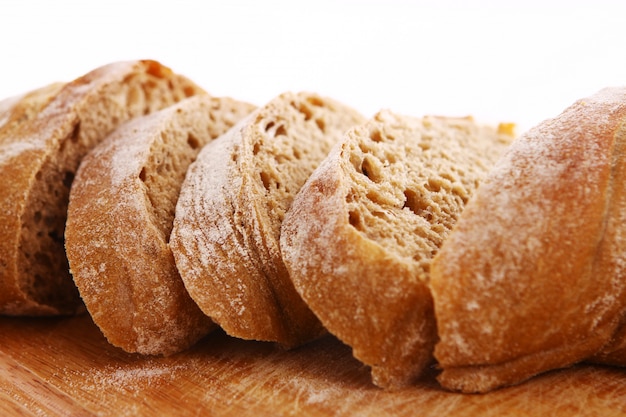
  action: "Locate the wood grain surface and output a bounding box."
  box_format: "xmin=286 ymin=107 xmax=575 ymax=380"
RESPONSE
xmin=0 ymin=314 xmax=625 ymax=416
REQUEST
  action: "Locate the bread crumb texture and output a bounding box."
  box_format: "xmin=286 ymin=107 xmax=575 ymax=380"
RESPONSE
xmin=170 ymin=92 xmax=365 ymax=347
xmin=0 ymin=61 xmax=205 ymax=316
xmin=281 ymin=110 xmax=513 ymax=388
xmin=66 ymin=95 xmax=255 ymax=355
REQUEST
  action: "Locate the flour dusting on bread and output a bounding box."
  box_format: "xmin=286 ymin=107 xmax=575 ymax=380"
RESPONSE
xmin=281 ymin=110 xmax=514 ymax=388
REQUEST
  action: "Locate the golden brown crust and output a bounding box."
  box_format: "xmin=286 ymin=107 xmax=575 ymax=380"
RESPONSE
xmin=66 ymin=96 xmax=255 ymax=355
xmin=281 ymin=158 xmax=437 ymax=388
xmin=0 ymin=82 xmax=68 ymax=314
xmin=0 ymin=60 xmax=204 ymax=316
xmin=280 ymin=112 xmax=513 ymax=389
xmin=0 ymin=83 xmax=64 ymax=133
xmin=430 ymin=87 xmax=626 ymax=393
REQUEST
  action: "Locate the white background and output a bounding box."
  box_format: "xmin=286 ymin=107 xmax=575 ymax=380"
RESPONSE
xmin=1 ymin=0 xmax=626 ymax=133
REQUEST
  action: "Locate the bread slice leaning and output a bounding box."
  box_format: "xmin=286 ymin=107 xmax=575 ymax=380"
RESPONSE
xmin=280 ymin=110 xmax=514 ymax=388
xmin=66 ymin=95 xmax=255 ymax=355
xmin=170 ymin=92 xmax=365 ymax=347
xmin=430 ymin=87 xmax=626 ymax=393
xmin=0 ymin=60 xmax=205 ymax=316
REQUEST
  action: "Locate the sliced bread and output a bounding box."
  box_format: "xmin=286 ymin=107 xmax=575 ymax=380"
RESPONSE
xmin=0 ymin=60 xmax=205 ymax=316
xmin=65 ymin=95 xmax=256 ymax=355
xmin=169 ymin=92 xmax=365 ymax=347
xmin=280 ymin=110 xmax=514 ymax=388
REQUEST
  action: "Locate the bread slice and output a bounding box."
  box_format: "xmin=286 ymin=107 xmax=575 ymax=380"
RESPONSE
xmin=430 ymin=87 xmax=626 ymax=393
xmin=65 ymin=95 xmax=255 ymax=355
xmin=170 ymin=92 xmax=365 ymax=347
xmin=280 ymin=110 xmax=514 ymax=388
xmin=0 ymin=60 xmax=205 ymax=316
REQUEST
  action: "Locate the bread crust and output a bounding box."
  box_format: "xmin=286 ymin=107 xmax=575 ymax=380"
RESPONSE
xmin=0 ymin=83 xmax=64 ymax=131
xmin=66 ymin=95 xmax=255 ymax=355
xmin=0 ymin=60 xmax=203 ymax=315
xmin=281 ymin=112 xmax=512 ymax=388
xmin=281 ymin=153 xmax=437 ymax=388
xmin=430 ymin=87 xmax=626 ymax=392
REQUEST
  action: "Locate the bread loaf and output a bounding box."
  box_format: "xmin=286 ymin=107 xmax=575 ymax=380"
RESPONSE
xmin=169 ymin=92 xmax=365 ymax=347
xmin=430 ymin=87 xmax=626 ymax=393
xmin=0 ymin=60 xmax=204 ymax=316
xmin=280 ymin=110 xmax=514 ymax=388
xmin=65 ymin=95 xmax=255 ymax=355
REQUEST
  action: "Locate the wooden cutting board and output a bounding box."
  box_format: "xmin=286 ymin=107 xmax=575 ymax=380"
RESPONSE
xmin=0 ymin=314 xmax=625 ymax=417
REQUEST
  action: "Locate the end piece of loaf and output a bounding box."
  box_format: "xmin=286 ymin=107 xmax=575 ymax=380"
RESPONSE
xmin=170 ymin=91 xmax=365 ymax=347
xmin=0 ymin=60 xmax=205 ymax=316
xmin=65 ymin=95 xmax=255 ymax=355
xmin=280 ymin=110 xmax=514 ymax=388
xmin=430 ymin=87 xmax=626 ymax=393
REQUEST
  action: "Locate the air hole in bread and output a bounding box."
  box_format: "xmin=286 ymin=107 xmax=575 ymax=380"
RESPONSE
xmin=306 ymin=96 xmax=325 ymax=107
xmin=403 ymin=189 xmax=433 ymax=221
xmin=348 ymin=210 xmax=362 ymax=229
xmin=187 ymin=133 xmax=200 ymax=150
xmin=315 ymin=118 xmax=325 ymax=132
xmin=275 ymin=154 xmax=289 ymax=164
xmin=293 ymin=148 xmax=301 ymax=160
xmin=361 ymin=156 xmax=382 ymax=183
xmin=358 ymin=142 xmax=369 ymax=154
xmin=260 ymin=171 xmax=271 ymax=191
xmin=350 ymin=153 xmax=362 ymax=173
xmin=440 ymin=172 xmax=455 ymax=183
xmin=292 ymin=101 xmax=313 ymax=121
xmin=370 ymin=129 xmax=383 ymax=143
xmin=48 ymin=227 xmax=64 ymax=245
xmin=253 ymin=141 xmax=262 ymax=156
xmin=265 ymin=121 xmax=275 ymax=132
xmin=139 ymin=167 xmax=147 ymax=182
xmin=69 ymin=122 xmax=81 ymax=143
xmin=425 ymin=178 xmax=443 ymax=193
xmin=372 ymin=210 xmax=387 ymax=219
xmin=366 ymin=190 xmax=386 ymax=205
xmin=62 ymin=171 xmax=74 ymax=189
xmin=275 ymin=124 xmax=287 ymax=136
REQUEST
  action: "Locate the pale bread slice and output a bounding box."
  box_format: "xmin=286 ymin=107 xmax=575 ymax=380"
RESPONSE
xmin=170 ymin=92 xmax=365 ymax=347
xmin=280 ymin=110 xmax=514 ymax=388
xmin=0 ymin=60 xmax=205 ymax=315
xmin=66 ymin=95 xmax=255 ymax=355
